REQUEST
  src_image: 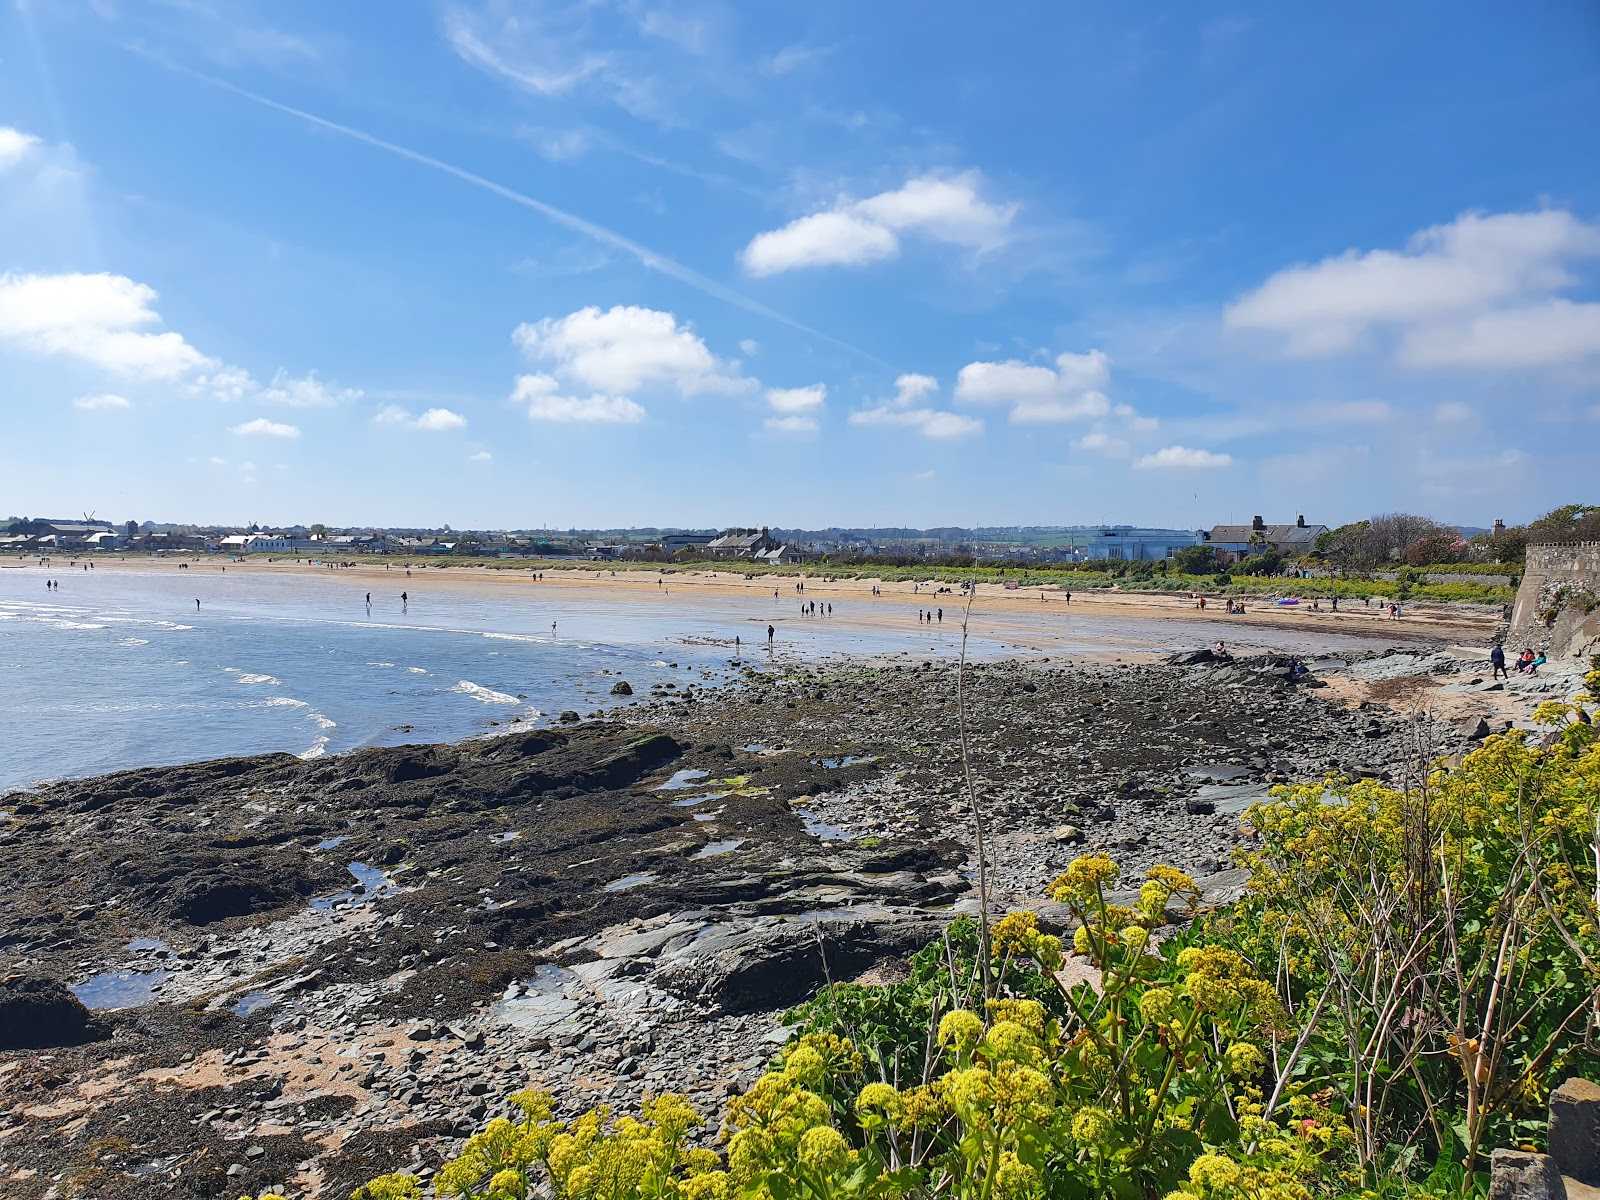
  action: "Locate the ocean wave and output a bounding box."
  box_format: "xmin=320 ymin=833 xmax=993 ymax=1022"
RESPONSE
xmin=258 ymin=696 xmax=309 ymax=709
xmin=406 ymin=666 xmax=429 ymax=675
xmin=452 ymin=680 xmax=521 ymax=705
xmin=119 ymin=637 xmax=150 ymax=647
xmin=366 ymin=661 xmax=396 ymax=668
xmin=299 ymin=736 xmax=331 ymax=760
xmin=309 ymin=712 xmax=337 ymax=730
xmin=236 ymin=673 xmax=280 ymax=685
xmin=481 ymin=632 xmax=544 ymax=644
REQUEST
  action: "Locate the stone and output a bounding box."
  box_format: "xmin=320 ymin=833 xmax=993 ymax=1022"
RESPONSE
xmin=1488 ymin=1150 xmax=1564 ymax=1200
xmin=1051 ymin=825 xmax=1084 ymax=844
xmin=559 ymin=711 xmax=581 ymax=724
xmin=1470 ymin=717 xmax=1492 ymax=740
xmin=0 ymin=974 xmax=107 ymax=1050
xmin=610 ymin=681 xmax=633 ymax=695
xmin=1550 ymin=1076 xmax=1600 ymax=1184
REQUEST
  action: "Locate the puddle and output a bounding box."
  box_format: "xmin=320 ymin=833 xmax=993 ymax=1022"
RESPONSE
xmin=310 ymin=862 xmax=397 ymax=912
xmin=490 ymin=830 xmax=523 ymax=843
xmin=817 ymin=756 xmax=874 ymax=769
xmin=670 ymin=791 xmax=727 ymax=807
xmin=125 ymin=937 xmax=170 ymax=953
xmin=230 ymin=990 xmax=277 ymax=1016
xmin=694 ymin=838 xmax=745 ymax=858
xmin=316 ymin=835 xmax=351 ymax=850
xmin=603 ymin=872 xmax=657 ymax=892
xmin=656 ymin=769 xmax=710 ymax=791
xmin=693 ymin=811 xmax=721 ymax=822
xmin=800 ymin=809 xmax=855 ymax=841
xmin=72 ymin=968 xmax=170 ymax=1010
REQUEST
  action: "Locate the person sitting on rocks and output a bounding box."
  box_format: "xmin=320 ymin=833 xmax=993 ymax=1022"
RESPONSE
xmin=1516 ymin=648 xmax=1536 ymax=674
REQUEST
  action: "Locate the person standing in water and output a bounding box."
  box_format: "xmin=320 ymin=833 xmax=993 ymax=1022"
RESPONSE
xmin=767 ymin=624 xmax=775 ymax=649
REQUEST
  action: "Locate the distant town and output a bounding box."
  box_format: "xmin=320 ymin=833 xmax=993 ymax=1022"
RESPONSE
xmin=1 ymin=509 xmax=1561 ymax=571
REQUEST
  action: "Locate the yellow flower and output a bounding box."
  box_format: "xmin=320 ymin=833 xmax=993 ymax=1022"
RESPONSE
xmin=1071 ymin=1105 xmax=1115 ymax=1145
xmin=797 ymin=1125 xmax=850 ymax=1175
xmin=993 ymin=1150 xmax=1044 ymax=1199
xmin=487 ymin=1168 xmax=524 ymax=1199
xmin=985 ymin=998 xmax=1046 ymax=1035
xmin=783 ymin=1044 xmax=826 ymax=1085
xmin=1139 ymin=987 xmax=1177 ymax=1025
xmin=855 ymin=1082 xmax=904 ymax=1119
xmin=352 ymin=1175 xmax=423 ymax=1200
xmin=1226 ymin=1042 xmax=1266 ymax=1078
xmin=980 ymin=1020 xmax=1042 ymax=1066
xmin=1049 ymin=854 xmax=1120 ymax=904
xmin=1189 ymin=1153 xmax=1245 ymax=1192
xmin=937 ymin=1008 xmax=984 ymax=1048
xmin=728 ymin=1127 xmax=773 ymax=1182
xmin=681 ymin=1171 xmax=732 ymax=1200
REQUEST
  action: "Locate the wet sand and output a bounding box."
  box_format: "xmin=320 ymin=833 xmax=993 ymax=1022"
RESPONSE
xmin=61 ymin=556 xmax=1500 ymax=659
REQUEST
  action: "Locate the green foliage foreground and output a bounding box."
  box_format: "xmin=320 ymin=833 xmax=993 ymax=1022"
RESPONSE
xmin=246 ymin=692 xmax=1599 ymax=1200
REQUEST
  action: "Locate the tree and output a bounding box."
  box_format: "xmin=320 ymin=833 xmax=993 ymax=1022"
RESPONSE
xmin=310 ymin=523 xmax=328 ymax=537
xmin=1172 ymin=544 xmax=1219 ymax=575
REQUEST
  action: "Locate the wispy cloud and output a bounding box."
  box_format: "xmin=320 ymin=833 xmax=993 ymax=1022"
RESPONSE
xmin=231 ymin=417 xmax=300 ymax=438
xmin=1133 ymin=445 xmax=1232 ymax=469
xmin=133 ymin=50 xmax=889 ymax=367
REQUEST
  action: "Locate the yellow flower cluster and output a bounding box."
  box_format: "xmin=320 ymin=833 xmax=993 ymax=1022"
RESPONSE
xmin=351 ymin=1173 xmax=422 ymax=1200
xmin=1176 ymin=946 xmax=1284 ymax=1026
xmin=1049 ymin=853 xmax=1120 ymax=904
xmin=991 ymin=911 xmax=1066 ymax=971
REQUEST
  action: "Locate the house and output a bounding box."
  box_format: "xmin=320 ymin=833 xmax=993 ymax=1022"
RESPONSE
xmin=1205 ymin=516 xmax=1327 ymax=563
xmin=660 ymin=533 xmax=715 ymax=554
xmin=705 ymin=527 xmax=781 ymax=558
xmin=218 ymin=533 xmax=295 ymax=554
xmin=754 ymin=544 xmax=805 ymax=566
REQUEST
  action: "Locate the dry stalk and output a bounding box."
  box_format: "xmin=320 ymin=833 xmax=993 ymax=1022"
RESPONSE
xmin=956 ymin=578 xmax=994 ymax=1000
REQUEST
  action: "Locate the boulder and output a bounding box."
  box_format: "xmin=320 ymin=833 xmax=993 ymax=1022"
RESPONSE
xmin=610 ymin=681 xmax=633 ymax=696
xmin=1488 ymin=1150 xmax=1564 ymax=1200
xmin=1550 ymin=1076 xmax=1600 ymax=1184
xmin=167 ymin=870 xmax=303 ymax=925
xmin=0 ymin=974 xmax=107 ymax=1050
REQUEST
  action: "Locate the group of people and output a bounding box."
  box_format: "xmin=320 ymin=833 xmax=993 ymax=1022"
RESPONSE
xmin=799 ymin=600 xmax=831 ymax=617
xmin=918 ymin=608 xmax=943 ymax=624
xmin=1490 ymin=644 xmax=1545 ymax=678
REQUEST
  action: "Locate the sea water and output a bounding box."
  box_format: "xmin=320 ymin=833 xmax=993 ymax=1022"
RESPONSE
xmin=0 ymin=563 xmax=1006 ymax=791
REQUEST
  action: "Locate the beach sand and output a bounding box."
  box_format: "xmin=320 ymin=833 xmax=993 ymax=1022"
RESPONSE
xmin=59 ymin=555 xmax=1501 ymax=658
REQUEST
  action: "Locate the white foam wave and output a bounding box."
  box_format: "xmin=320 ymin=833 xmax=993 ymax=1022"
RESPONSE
xmin=119 ymin=637 xmax=150 ymax=647
xmin=367 ymin=661 xmax=396 ymax=668
xmin=236 ymin=673 xmax=280 ymax=685
xmin=310 ymin=712 xmax=337 ymax=730
xmin=259 ymin=696 xmax=309 ymax=709
xmin=299 ymin=736 xmax=331 ymax=760
xmin=452 ymin=680 xmax=521 ymax=705
xmin=406 ymin=666 xmax=429 ymax=675
xmin=481 ymin=632 xmax=544 ymax=644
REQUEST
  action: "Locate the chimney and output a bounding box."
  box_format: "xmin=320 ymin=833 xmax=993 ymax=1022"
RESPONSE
xmin=1493 ymin=518 xmax=1505 ymax=535
xmin=1251 ymin=515 xmax=1264 ymax=531
xmin=1296 ymin=515 xmax=1305 ymax=528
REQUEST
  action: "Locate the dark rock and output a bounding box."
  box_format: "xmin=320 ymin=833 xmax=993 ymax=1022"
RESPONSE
xmin=167 ymin=871 xmax=306 ymax=925
xmin=1488 ymin=1150 xmax=1564 ymax=1200
xmin=1469 ymin=717 xmax=1492 ymax=740
xmin=610 ymin=681 xmax=633 ymax=696
xmin=0 ymin=974 xmax=107 ymax=1050
xmin=559 ymin=711 xmax=581 ymax=723
xmin=1550 ymin=1077 xmax=1600 ymax=1184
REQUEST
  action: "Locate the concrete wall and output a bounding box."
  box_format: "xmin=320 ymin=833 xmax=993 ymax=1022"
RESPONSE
xmin=1508 ymin=543 xmax=1600 ymax=658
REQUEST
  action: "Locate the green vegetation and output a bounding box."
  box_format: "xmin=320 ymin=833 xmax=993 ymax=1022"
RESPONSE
xmin=240 ymin=666 xmax=1599 ymax=1200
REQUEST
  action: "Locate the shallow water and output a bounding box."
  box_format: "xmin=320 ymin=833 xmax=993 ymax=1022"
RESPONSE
xmin=0 ymin=562 xmax=1432 ymax=792
xmin=71 ymin=967 xmax=169 ymax=1010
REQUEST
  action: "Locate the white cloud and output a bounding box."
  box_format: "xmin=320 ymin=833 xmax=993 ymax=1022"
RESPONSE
xmin=760 ymin=43 xmax=832 ymax=75
xmin=739 ymin=338 xmax=760 ymax=357
xmin=892 ymin=373 xmax=938 ymax=407
xmin=513 ymin=305 xmax=750 ymax=395
xmin=1226 ymin=208 xmax=1600 ymax=367
xmin=468 ymin=450 xmax=493 ymax=462
xmin=765 ymin=384 xmax=826 ymax=413
xmin=0 ymin=272 xmax=215 ymax=380
xmin=850 ymin=405 xmax=982 ymax=439
xmin=1073 ymin=430 xmax=1129 ymax=458
xmin=444 ymin=12 xmax=610 ymax=97
xmin=1434 ymin=402 xmax=1474 ymax=423
xmin=740 ymin=171 xmax=1017 ymax=276
xmin=73 ymin=392 xmax=131 ymax=411
xmin=955 ymin=349 xmax=1118 ymax=424
xmin=765 ymin=414 xmax=819 ymax=435
xmin=232 ymin=417 xmax=300 ymax=438
xmin=373 ymin=405 xmax=467 ymax=431
xmin=1133 ymin=445 xmax=1232 ymax=469
xmin=0 ymin=127 xmax=40 ymax=170
xmin=512 ymin=373 xmax=645 ymax=424
xmin=1398 ymin=298 xmax=1600 ymax=367
xmin=191 ymin=366 xmax=257 ymax=403
xmin=742 ymin=210 xmax=900 ymax=276
xmin=258 ymin=368 xmax=362 ymax=407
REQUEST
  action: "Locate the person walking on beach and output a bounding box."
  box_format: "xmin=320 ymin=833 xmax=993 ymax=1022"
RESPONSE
xmin=196 ymin=599 xmax=200 ymax=609
xmin=1490 ymin=643 xmax=1508 ymax=680
xmin=366 ymin=592 xmax=371 ymax=605
xmin=1065 ymin=591 xmax=1071 ymax=604
xmin=767 ymin=624 xmax=775 ymax=649
xmin=937 ymin=608 xmax=942 ymax=622
xmin=401 ymin=591 xmax=408 ymax=605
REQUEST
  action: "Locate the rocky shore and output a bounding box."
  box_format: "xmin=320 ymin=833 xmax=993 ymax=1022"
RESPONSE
xmin=0 ymin=649 xmax=1489 ymax=1199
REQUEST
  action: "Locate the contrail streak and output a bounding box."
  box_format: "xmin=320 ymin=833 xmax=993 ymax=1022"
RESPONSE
xmin=130 ymin=49 xmax=891 ymax=368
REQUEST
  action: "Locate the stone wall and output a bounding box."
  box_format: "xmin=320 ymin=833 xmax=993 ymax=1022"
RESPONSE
xmin=1507 ymin=542 xmax=1600 ymax=658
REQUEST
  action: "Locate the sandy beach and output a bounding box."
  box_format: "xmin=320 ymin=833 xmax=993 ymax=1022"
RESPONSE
xmin=50 ymin=555 xmax=1502 ymax=658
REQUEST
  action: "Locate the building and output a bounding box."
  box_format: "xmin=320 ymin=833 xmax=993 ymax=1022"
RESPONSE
xmin=705 ymin=527 xmax=782 ymax=558
xmin=660 ymin=533 xmax=715 ymax=554
xmin=754 ymin=543 xmax=805 ymax=566
xmin=1205 ymin=516 xmax=1327 ymax=563
xmin=1041 ymin=527 xmax=1205 ymax=562
xmin=219 ymin=533 xmax=296 ymax=554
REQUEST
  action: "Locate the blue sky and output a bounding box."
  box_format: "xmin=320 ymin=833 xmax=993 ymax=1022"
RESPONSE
xmin=1 ymin=0 xmax=1597 ymax=531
